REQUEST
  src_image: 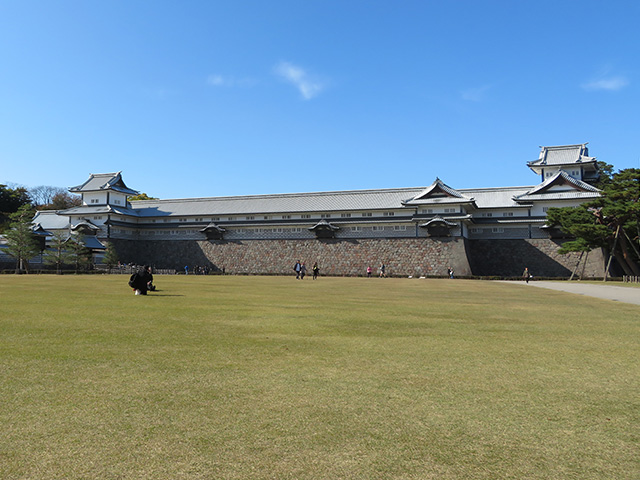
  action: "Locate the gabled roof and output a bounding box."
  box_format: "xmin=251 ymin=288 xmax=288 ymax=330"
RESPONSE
xmin=71 ymin=219 xmax=101 ymax=232
xmin=69 ymin=172 xmax=139 ymax=195
xmin=419 ymin=216 xmax=458 ymax=228
xmin=58 ymin=205 xmax=139 ymax=217
xmin=200 ymin=223 xmax=226 ymax=233
xmin=32 ymin=210 xmax=71 ymax=230
xmin=82 ymin=236 xmax=106 ymax=250
xmin=513 ymin=171 xmax=600 ymax=202
xmin=308 ymin=219 xmax=340 ymax=231
xmin=527 ymin=144 xmax=597 ymax=173
xmin=402 ymin=178 xmax=474 ymax=206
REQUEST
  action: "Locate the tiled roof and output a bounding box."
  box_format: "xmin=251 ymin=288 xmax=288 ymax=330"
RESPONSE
xmin=528 ymin=144 xmax=596 ymax=167
xmin=513 ymin=171 xmax=600 ymax=202
xmin=130 ymin=187 xmax=426 ymax=217
xmin=58 ymin=205 xmax=139 ymax=216
xmin=69 ymin=172 xmax=139 ymax=195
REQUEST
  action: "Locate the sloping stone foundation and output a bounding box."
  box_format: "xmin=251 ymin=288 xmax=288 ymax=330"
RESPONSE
xmin=112 ymin=237 xmax=605 ymax=278
xmin=467 ymin=239 xmax=605 ymax=278
xmin=114 ymin=237 xmax=472 ymax=277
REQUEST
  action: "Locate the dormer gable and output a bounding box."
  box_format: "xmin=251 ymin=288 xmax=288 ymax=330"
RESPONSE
xmin=403 ymin=178 xmax=473 ymax=205
xmin=513 ymin=171 xmax=600 ymax=203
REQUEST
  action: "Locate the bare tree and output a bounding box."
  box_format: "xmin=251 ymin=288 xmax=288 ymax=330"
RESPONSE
xmin=29 ymin=186 xmax=65 ymax=207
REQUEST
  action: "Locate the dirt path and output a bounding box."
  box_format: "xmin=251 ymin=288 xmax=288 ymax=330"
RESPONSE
xmin=502 ymin=281 xmax=640 ymax=306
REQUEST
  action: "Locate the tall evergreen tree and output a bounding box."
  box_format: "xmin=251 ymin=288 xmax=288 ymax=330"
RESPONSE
xmin=66 ymin=234 xmax=92 ymax=273
xmin=0 ymin=184 xmax=32 ymax=231
xmin=43 ymin=231 xmax=72 ymax=274
xmin=4 ymin=205 xmax=41 ymax=273
xmin=102 ymin=241 xmax=119 ymax=272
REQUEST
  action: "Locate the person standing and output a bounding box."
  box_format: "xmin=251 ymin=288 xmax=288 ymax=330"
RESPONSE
xmin=523 ymin=267 xmax=531 ymax=283
xmin=312 ymin=262 xmax=319 ymax=280
xmin=379 ymin=263 xmax=386 ymax=278
xmin=367 ymin=266 xmax=372 ymax=278
xmin=300 ymin=263 xmax=307 ymax=280
xmin=294 ymin=260 xmax=301 ymax=279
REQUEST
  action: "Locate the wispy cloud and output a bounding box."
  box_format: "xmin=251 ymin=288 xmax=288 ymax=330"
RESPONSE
xmin=206 ymin=74 xmax=257 ymax=88
xmin=461 ymin=85 xmax=491 ymax=102
xmin=581 ymin=75 xmax=629 ymax=91
xmin=273 ymin=61 xmax=325 ymax=100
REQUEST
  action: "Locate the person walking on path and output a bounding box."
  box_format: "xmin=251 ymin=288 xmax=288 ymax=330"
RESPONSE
xmin=523 ymin=267 xmax=531 ymax=284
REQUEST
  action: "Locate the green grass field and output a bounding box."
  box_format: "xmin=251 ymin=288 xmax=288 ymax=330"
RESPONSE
xmin=1 ymin=275 xmax=638 ymax=479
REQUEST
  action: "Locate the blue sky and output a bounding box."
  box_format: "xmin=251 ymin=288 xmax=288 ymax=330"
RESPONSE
xmin=1 ymin=1 xmax=639 ymax=200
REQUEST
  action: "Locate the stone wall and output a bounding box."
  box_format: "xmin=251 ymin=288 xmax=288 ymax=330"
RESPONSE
xmin=114 ymin=237 xmax=472 ymax=277
xmin=467 ymin=239 xmax=605 ymax=278
xmin=112 ymin=237 xmax=605 ymax=278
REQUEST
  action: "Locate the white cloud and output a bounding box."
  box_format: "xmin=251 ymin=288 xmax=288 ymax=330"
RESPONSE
xmin=207 ymin=74 xmax=257 ymax=88
xmin=461 ymin=85 xmax=491 ymax=102
xmin=207 ymin=74 xmax=229 ymax=86
xmin=273 ymin=61 xmax=324 ymax=100
xmin=581 ymin=76 xmax=629 ymax=91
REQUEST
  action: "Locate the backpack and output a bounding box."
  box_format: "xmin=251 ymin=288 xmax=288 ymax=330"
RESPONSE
xmin=128 ymin=272 xmax=139 ymax=288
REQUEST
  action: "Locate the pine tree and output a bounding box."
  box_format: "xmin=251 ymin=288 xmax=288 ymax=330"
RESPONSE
xmin=546 ymin=167 xmax=640 ymax=278
xmin=43 ymin=231 xmax=72 ymax=274
xmin=66 ymin=234 xmax=92 ymax=273
xmin=102 ymin=241 xmax=119 ymax=272
xmin=4 ymin=205 xmax=41 ymax=273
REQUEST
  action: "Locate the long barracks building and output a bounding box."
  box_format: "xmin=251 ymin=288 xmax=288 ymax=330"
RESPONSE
xmin=31 ymin=144 xmax=606 ymax=277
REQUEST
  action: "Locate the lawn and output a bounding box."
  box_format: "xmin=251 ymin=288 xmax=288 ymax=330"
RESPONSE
xmin=0 ymin=275 xmax=638 ymax=479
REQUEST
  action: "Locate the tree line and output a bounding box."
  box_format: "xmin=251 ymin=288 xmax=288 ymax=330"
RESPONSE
xmin=0 ymin=184 xmax=81 ymax=232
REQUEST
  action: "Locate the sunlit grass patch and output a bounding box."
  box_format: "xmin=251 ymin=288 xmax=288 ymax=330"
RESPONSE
xmin=1 ymin=275 xmax=638 ymax=479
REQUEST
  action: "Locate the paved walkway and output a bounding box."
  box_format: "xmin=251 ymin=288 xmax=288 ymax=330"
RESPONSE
xmin=503 ymin=281 xmax=640 ymax=306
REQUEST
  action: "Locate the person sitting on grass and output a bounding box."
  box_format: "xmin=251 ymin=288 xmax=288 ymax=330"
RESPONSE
xmin=129 ymin=265 xmax=154 ymax=295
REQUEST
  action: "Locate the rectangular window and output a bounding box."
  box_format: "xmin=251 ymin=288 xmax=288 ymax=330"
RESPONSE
xmin=542 ymin=207 xmax=549 ymax=212
xmin=491 ymin=227 xmax=504 ymax=233
xmin=281 ymin=215 xmax=291 ymax=219
xmin=246 ymin=216 xmax=255 ymax=220
xmin=502 ymin=212 xmax=514 ymax=217
xmin=321 ymin=214 xmax=331 ymax=218
xmin=383 ymin=212 xmax=394 ymax=216
xmin=301 ymin=214 xmax=311 ymax=219
xmin=481 ymin=212 xmax=493 ymax=217
xmin=444 ymin=208 xmax=456 ymax=213
xmin=341 ymin=213 xmax=351 ymax=218
xmin=393 ymin=225 xmax=407 ymax=231
xmin=351 ymin=226 xmax=362 ymax=232
xmin=264 ymin=216 xmax=271 ymax=220
xmin=471 ymin=228 xmax=483 ymax=234
xmin=372 ymin=226 xmax=384 ymax=231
